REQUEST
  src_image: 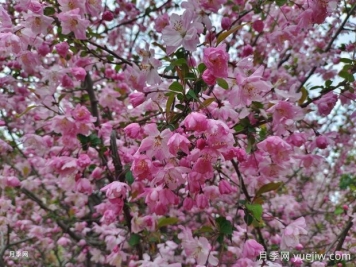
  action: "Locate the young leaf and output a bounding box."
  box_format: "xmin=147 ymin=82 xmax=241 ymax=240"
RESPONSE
xmin=215 ymin=216 xmax=233 ymax=235
xmin=255 ymin=182 xmax=283 ymax=197
xmin=216 ymin=78 xmax=229 ymax=90
xmin=216 ymin=25 xmax=243 ymax=45
xmin=157 ymin=217 xmax=179 ymax=228
xmin=169 ymin=81 xmax=184 ymax=93
xmin=128 ymin=234 xmax=140 ymax=246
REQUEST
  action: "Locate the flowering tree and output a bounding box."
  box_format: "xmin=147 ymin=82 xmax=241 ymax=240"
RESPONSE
xmin=0 ymin=0 xmax=356 ymax=266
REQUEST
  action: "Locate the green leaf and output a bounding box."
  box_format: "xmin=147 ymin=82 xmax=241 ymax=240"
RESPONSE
xmin=44 ymin=7 xmax=55 ymax=16
xmin=259 ymin=126 xmax=267 ymax=140
xmin=89 ymin=134 xmax=102 ymax=147
xmin=339 ymin=68 xmax=355 ymax=82
xmin=80 ymin=51 xmax=88 ymax=57
xmin=216 ymin=25 xmax=243 ymax=45
xmin=334 ymin=207 xmax=344 ymax=215
xmin=325 ymin=80 xmax=332 ymax=87
xmin=200 ymin=98 xmax=215 ymax=109
xmin=255 ymin=182 xmax=283 ymax=197
xmin=246 ymin=203 xmax=263 ymax=222
xmin=246 ymin=135 xmax=255 ymax=153
xmin=187 ymin=89 xmax=198 ymax=100
xmin=194 ymin=225 xmax=214 ymax=234
xmin=216 ymin=78 xmax=229 ymax=90
xmin=125 ymin=170 xmax=134 ymax=185
xmin=234 ymin=124 xmax=244 ymax=133
xmin=215 ymin=217 xmax=233 ymax=235
xmin=166 ymin=94 xmax=175 ymax=122
xmin=157 ymin=217 xmax=179 ymax=228
xmin=184 ymin=72 xmax=196 ymax=80
xmin=275 ymin=0 xmax=287 ymax=6
xmin=298 ymin=87 xmax=308 ymax=105
xmin=197 ymin=63 xmax=207 ymax=74
xmin=169 ymin=81 xmax=184 ymax=93
xmin=172 ymin=58 xmax=187 ymax=66
xmin=339 ymin=58 xmax=353 ymax=64
xmin=175 ymin=104 xmax=185 ymax=111
xmin=339 ymin=174 xmax=355 ymax=190
xmin=252 ymin=101 xmax=264 ymax=109
xmin=244 ymin=212 xmax=254 ymax=226
xmin=15 ymin=105 xmax=37 ymax=118
xmin=128 ymin=233 xmax=140 ymax=246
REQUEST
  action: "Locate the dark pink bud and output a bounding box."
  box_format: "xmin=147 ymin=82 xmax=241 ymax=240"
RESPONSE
xmin=221 ymin=17 xmax=232 ymax=30
xmin=316 ymin=135 xmax=328 ymax=149
xmin=253 ymin=20 xmax=264 ymax=33
xmin=38 ymin=43 xmax=50 ymax=57
xmin=196 ymin=139 xmax=206 ymax=150
xmin=55 ymin=42 xmax=69 ymax=58
xmin=102 ymin=11 xmax=114 ymax=21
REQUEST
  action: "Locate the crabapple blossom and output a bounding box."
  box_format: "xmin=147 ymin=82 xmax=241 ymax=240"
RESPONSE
xmin=0 ymin=0 xmax=355 ymax=266
xmin=57 ymin=9 xmax=90 ymax=40
xmin=162 ymin=10 xmax=203 ymax=54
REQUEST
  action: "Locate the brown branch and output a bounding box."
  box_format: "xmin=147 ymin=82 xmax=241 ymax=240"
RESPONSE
xmin=231 ymin=160 xmax=268 ymax=253
xmin=300 ymin=80 xmax=347 ymax=108
xmin=296 ymin=4 xmax=356 ymax=93
xmin=85 ymin=40 xmax=133 ymax=66
xmin=110 ymin=130 xmax=143 ymax=259
xmin=325 ymin=206 xmax=356 ymax=255
xmin=83 ymin=73 xmax=100 ymax=127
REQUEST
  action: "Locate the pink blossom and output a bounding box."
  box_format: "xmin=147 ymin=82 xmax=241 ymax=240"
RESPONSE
xmin=196 ymin=194 xmax=209 ymax=209
xmin=57 ymin=9 xmax=90 ymax=40
xmin=101 ymin=181 xmax=130 ymax=200
xmin=183 ymin=197 xmax=194 ymax=211
xmin=167 ymin=133 xmax=191 ymax=155
xmin=28 ymin=1 xmax=44 ymax=13
xmin=85 ymin=0 xmax=102 ymax=16
xmin=124 ymin=123 xmax=142 ymax=139
xmin=38 ymin=43 xmax=50 ymax=56
xmin=203 ymin=44 xmax=229 ymax=78
xmin=162 ymin=10 xmax=203 ymax=54
xmin=235 ymin=66 xmax=272 ymax=106
xmin=102 ymin=11 xmax=114 ymax=21
xmin=219 ymin=180 xmax=234 ymax=194
xmin=280 ymin=217 xmax=308 ymax=249
xmin=315 ymin=135 xmax=328 ymax=149
xmin=131 ymin=155 xmax=153 ymax=180
xmin=58 ymin=0 xmax=86 ymax=14
xmin=51 ymin=115 xmax=78 ymax=136
xmin=77 ymin=154 xmax=91 ymax=168
xmin=154 ymin=14 xmax=170 ymax=33
xmin=6 ymin=176 xmax=21 ymax=187
xmin=129 ymin=92 xmax=145 ymax=107
xmin=101 ymin=210 xmax=116 ymax=225
xmin=200 ymin=0 xmax=226 ymax=12
xmin=71 ymin=105 xmax=95 ymax=123
xmin=241 ymin=239 xmax=264 ymax=259
xmin=202 ymin=69 xmax=217 ymax=85
xmin=257 ymin=136 xmax=292 ymax=165
xmin=314 ymin=92 xmax=338 ymax=116
xmin=55 ymin=42 xmax=70 ymax=58
xmin=221 ymin=17 xmax=232 ymax=30
xmin=71 ymin=67 xmax=86 ymax=81
xmin=57 ymin=237 xmax=71 ymax=246
xmin=76 ymin=178 xmax=93 ymax=195
xmin=253 ymin=20 xmax=264 ymax=32
xmin=23 ymin=12 xmax=54 ymax=35
xmin=91 ymin=167 xmax=103 ymax=180
xmin=179 ymin=227 xmax=218 ymax=266
xmin=136 ymin=125 xmax=172 ymax=160
xmin=181 ymin=112 xmax=208 ymax=132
